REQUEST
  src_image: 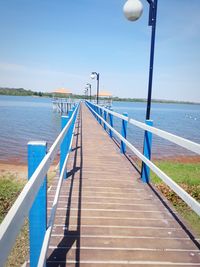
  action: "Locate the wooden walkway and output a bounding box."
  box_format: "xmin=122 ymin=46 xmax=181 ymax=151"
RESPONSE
xmin=46 ymin=103 xmax=200 ymax=266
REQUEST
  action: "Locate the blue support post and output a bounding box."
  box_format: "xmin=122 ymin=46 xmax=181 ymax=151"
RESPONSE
xmin=108 ymin=109 xmax=114 ymax=138
xmin=99 ymin=107 xmax=102 ymax=124
xmin=95 ymin=106 xmax=98 ymax=121
xmin=103 ymin=110 xmax=107 ymax=131
xmin=120 ymin=113 xmax=128 ymax=154
xmin=68 ymin=109 xmax=74 ymax=147
xmin=60 ymin=116 xmax=69 ymax=179
xmin=94 ymin=106 xmax=96 ymax=119
xmin=141 ymin=120 xmax=153 ymax=183
xmin=28 ymin=141 xmax=47 ymax=267
xmin=68 ymin=109 xmax=73 ymax=118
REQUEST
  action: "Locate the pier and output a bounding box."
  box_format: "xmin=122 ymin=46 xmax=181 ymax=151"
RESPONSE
xmin=52 ymin=98 xmax=74 ymax=114
xmin=0 ymin=102 xmax=200 ymax=266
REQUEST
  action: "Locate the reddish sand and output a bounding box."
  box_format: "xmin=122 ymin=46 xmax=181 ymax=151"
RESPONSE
xmin=129 ymin=154 xmax=200 ymax=163
xmin=0 ymin=155 xmax=199 ymax=182
xmin=0 ymin=157 xmax=59 ymax=180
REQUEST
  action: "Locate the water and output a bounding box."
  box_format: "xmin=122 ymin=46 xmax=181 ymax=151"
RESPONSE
xmin=112 ymin=101 xmax=200 ymax=158
xmin=0 ymin=96 xmax=60 ymax=163
xmin=0 ymin=96 xmax=200 ymax=163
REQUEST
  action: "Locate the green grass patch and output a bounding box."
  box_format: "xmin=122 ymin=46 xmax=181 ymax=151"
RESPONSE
xmin=0 ymin=169 xmax=57 ymax=266
xmin=0 ymin=173 xmax=25 ymax=223
xmin=151 ymin=161 xmax=200 ymax=186
xmin=151 ymin=161 xmax=200 ymax=237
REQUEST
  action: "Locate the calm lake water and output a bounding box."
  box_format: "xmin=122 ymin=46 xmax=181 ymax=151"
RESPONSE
xmin=0 ymin=96 xmax=200 ymax=163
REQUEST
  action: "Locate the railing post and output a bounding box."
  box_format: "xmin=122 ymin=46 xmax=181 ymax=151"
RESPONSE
xmin=99 ymin=107 xmax=102 ymax=125
xmin=97 ymin=106 xmax=100 ymax=122
xmin=68 ymin=109 xmax=76 ymax=152
xmin=108 ymin=109 xmax=114 ymax=138
xmin=28 ymin=141 xmax=47 ymax=267
xmin=141 ymin=120 xmax=153 ymax=183
xmin=120 ymin=112 xmax=128 ymax=154
xmin=60 ymin=116 xmax=69 ymax=179
xmin=103 ymin=110 xmax=107 ymax=131
xmin=120 ymin=113 xmax=128 ymax=154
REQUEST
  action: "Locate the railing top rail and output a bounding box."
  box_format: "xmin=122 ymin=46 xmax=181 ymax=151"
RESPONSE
xmin=38 ymin=110 xmax=78 ymax=267
xmin=0 ymin=104 xmax=79 ymax=266
xmin=87 ymin=101 xmax=200 ymax=155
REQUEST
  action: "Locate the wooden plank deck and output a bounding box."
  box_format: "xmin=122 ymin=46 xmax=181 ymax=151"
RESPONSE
xmin=46 ymin=103 xmax=200 ymax=266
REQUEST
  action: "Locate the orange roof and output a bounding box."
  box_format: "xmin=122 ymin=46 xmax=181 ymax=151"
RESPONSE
xmin=53 ymin=88 xmax=72 ymax=94
xmin=99 ymin=91 xmax=112 ymax=97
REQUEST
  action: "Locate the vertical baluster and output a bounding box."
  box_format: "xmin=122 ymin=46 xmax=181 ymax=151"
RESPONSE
xmin=141 ymin=120 xmax=153 ymax=183
xmin=120 ymin=112 xmax=128 ymax=154
xmin=108 ymin=109 xmax=114 ymax=138
xmin=99 ymin=108 xmax=102 ymax=125
xmin=28 ymin=141 xmax=47 ymax=267
xmin=60 ymin=116 xmax=69 ymax=179
xmin=103 ymin=110 xmax=107 ymax=130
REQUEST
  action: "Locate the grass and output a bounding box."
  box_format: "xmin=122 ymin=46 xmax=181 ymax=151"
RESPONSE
xmin=151 ymin=160 xmax=200 ymax=237
xmin=0 ymin=168 xmax=57 ymax=266
xmin=0 ymin=173 xmax=28 ymax=267
xmin=0 ymin=173 xmax=25 ymax=223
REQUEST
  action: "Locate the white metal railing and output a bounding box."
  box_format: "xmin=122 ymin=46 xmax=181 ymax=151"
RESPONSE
xmin=0 ymin=104 xmax=79 ymax=266
xmin=86 ymin=101 xmax=200 ymax=217
xmin=38 ymin=111 xmax=77 ymax=267
xmin=99 ymin=105 xmax=200 ymax=155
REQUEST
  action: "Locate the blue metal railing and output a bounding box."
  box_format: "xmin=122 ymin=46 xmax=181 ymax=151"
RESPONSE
xmin=0 ymin=103 xmax=79 ymax=267
xmin=86 ymin=101 xmax=200 ymax=217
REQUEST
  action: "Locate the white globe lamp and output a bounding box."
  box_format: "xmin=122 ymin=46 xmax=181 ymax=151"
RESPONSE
xmin=91 ymin=73 xmax=96 ymax=79
xmin=123 ymin=0 xmax=143 ymax=21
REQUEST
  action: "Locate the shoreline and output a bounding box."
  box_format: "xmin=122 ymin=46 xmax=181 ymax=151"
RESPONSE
xmin=129 ymin=154 xmax=200 ymax=164
xmin=0 ymin=155 xmax=199 ymax=181
xmin=0 ymin=156 xmax=59 ymax=181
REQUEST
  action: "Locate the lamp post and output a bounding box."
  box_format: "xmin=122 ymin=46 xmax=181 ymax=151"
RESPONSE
xmin=91 ymin=72 xmax=100 ymax=104
xmin=84 ymin=88 xmax=88 ymax=100
xmin=123 ymin=0 xmax=158 ymax=120
xmin=86 ymin=83 xmax=92 ymax=102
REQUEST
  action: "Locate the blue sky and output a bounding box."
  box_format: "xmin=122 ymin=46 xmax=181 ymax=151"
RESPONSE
xmin=0 ymin=0 xmax=200 ymax=102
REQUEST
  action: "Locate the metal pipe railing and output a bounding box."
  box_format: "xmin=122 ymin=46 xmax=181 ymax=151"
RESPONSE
xmin=0 ymin=104 xmax=79 ymax=266
xmin=86 ymin=101 xmax=200 ymax=217
xmin=88 ymin=102 xmax=200 ymax=155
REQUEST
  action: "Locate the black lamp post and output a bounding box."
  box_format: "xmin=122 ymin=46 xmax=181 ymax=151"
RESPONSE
xmin=86 ymin=83 xmax=92 ymax=102
xmin=84 ymin=88 xmax=88 ymax=100
xmin=123 ymin=0 xmax=158 ymax=120
xmin=91 ymin=72 xmax=100 ymax=104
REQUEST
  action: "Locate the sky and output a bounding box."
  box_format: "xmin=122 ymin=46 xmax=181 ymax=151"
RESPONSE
xmin=0 ymin=0 xmax=200 ymax=102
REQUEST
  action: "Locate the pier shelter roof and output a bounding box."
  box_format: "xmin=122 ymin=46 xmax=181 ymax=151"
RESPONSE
xmin=52 ymin=88 xmax=72 ymax=95
xmin=98 ymin=91 xmax=112 ymax=98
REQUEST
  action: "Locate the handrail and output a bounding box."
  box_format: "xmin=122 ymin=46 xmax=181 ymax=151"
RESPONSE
xmin=0 ymin=104 xmax=80 ymax=266
xmin=91 ymin=102 xmax=200 ymax=155
xmin=38 ymin=109 xmax=78 ymax=267
xmin=86 ymin=101 xmax=200 ymax=217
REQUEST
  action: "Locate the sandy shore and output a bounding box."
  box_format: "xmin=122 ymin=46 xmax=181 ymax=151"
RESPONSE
xmin=0 ymin=161 xmax=27 ymax=180
xmin=0 ymin=155 xmax=199 ymax=181
xmin=0 ymin=157 xmax=59 ymax=181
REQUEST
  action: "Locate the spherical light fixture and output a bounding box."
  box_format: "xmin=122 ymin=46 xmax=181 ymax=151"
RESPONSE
xmin=123 ymin=0 xmax=143 ymax=21
xmin=91 ymin=73 xmax=96 ymax=79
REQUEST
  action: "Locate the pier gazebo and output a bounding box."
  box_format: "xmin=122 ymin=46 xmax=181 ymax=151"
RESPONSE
xmin=52 ymin=88 xmax=73 ymax=113
xmin=98 ymin=91 xmax=112 ymax=108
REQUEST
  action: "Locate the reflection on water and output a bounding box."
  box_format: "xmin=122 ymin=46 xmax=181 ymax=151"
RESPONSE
xmin=0 ymin=96 xmax=199 ymax=162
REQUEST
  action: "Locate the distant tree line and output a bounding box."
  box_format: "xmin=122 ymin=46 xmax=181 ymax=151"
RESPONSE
xmin=0 ymin=87 xmax=198 ymax=104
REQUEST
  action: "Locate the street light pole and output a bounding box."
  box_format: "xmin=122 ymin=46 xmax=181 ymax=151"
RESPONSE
xmin=146 ymin=0 xmax=158 ymax=120
xmin=123 ymin=0 xmax=158 ymax=120
xmin=86 ymin=83 xmax=92 ymax=102
xmin=84 ymin=88 xmax=88 ymax=100
xmin=91 ymin=72 xmax=100 ymax=104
